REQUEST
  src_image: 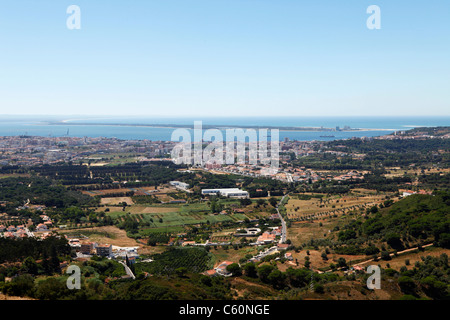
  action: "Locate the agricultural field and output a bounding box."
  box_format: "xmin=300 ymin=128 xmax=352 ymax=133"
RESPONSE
xmin=285 ymin=190 xmax=392 ymax=220
xmin=384 ymin=167 xmax=450 ymax=178
xmin=101 ymin=200 xmax=252 ymax=238
xmin=80 ymin=152 xmax=143 ymax=165
xmin=100 ymin=197 xmax=134 ymax=205
xmin=287 ymin=219 xmax=338 ymax=247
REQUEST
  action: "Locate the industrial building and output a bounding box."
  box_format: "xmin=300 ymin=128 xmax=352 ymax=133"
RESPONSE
xmin=201 ymin=188 xmax=249 ymax=199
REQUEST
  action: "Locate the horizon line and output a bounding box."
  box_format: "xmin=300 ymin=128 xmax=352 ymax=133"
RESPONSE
xmin=1 ymin=114 xmax=450 ymax=118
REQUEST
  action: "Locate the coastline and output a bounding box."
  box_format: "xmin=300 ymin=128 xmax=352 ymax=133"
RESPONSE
xmin=42 ymin=121 xmax=398 ymax=132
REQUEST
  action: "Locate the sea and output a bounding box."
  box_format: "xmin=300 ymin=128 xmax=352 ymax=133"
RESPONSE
xmin=0 ymin=115 xmax=449 ymax=142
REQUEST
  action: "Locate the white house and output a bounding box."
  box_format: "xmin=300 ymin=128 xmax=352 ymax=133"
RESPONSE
xmin=36 ymin=223 xmax=48 ymax=232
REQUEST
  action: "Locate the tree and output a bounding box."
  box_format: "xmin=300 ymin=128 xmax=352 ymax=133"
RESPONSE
xmin=338 ymin=230 xmax=357 ymax=241
xmin=364 ymin=245 xmax=380 ymax=256
xmin=3 ymin=274 xmax=35 ymax=297
xmin=285 ymin=267 xmax=310 ymax=288
xmin=175 ymin=267 xmax=188 ymax=277
xmin=50 ymin=245 xmax=61 ymax=273
xmin=304 ymin=258 xmax=311 ymax=269
xmin=398 ymin=276 xmax=416 ymax=295
xmin=381 ymin=251 xmax=391 ymax=261
xmin=385 ymin=232 xmax=403 ymax=250
xmin=337 ymin=257 xmax=347 ymax=269
xmin=22 ymin=257 xmax=39 ymax=275
xmin=41 ymin=250 xmax=51 ymax=275
xmin=257 ymin=264 xmax=274 ymax=282
xmin=256 ymin=199 xmax=266 ymax=208
xmin=226 ymin=263 xmax=242 ymax=276
xmin=240 ymin=198 xmax=252 ymax=206
xmin=438 ymin=233 xmax=450 ymax=248
xmin=267 ymin=269 xmax=286 ymax=289
xmin=269 ymin=197 xmax=278 ymax=207
xmin=314 ymin=284 xmax=325 ymax=294
xmin=243 ymin=262 xmax=257 ymax=278
xmin=35 ymin=277 xmax=71 ymax=300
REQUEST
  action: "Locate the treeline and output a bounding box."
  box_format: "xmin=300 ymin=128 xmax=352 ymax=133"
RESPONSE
xmin=242 ymin=177 xmax=291 ymax=197
xmin=419 ymin=173 xmax=450 ymax=189
xmin=232 ymin=262 xmax=339 ymax=293
xmin=31 ymin=162 xmax=194 ymax=187
xmin=327 ymin=138 xmax=450 ymax=167
xmin=0 ymin=177 xmax=97 ymax=212
xmin=0 ymin=236 xmax=70 ymax=264
xmin=294 ymin=138 xmax=450 ymax=170
xmin=0 ymin=165 xmax=29 ymax=174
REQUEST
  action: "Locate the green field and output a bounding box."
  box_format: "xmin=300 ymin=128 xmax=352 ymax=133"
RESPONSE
xmin=106 ymin=202 xmax=250 ymax=232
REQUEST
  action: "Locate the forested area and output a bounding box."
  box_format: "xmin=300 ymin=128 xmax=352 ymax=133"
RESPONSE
xmin=332 ymin=191 xmax=450 ymax=255
xmin=31 ymin=162 xmax=194 ymax=188
xmin=295 ymin=138 xmax=449 ymax=170
xmin=0 ymin=177 xmax=97 ymax=211
xmin=0 ymin=236 xmax=70 ymax=265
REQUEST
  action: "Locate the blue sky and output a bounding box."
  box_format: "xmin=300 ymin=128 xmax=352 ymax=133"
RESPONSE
xmin=0 ymin=0 xmax=449 ymax=117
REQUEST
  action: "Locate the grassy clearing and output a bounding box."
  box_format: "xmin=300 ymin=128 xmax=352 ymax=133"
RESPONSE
xmin=210 ymin=246 xmax=258 ymax=267
xmin=58 ymin=226 xmax=140 ymax=247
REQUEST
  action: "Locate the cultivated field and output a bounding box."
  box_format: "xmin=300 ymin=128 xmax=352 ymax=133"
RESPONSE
xmin=384 ymin=167 xmax=450 ymax=178
xmin=100 ymin=197 xmax=134 ymax=205
xmin=285 ymin=191 xmax=389 ymax=219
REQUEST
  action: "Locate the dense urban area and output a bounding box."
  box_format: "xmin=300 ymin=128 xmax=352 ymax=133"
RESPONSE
xmin=0 ymin=126 xmax=449 ymax=300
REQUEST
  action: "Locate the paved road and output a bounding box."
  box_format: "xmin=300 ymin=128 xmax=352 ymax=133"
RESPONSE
xmin=119 ymin=260 xmax=136 ymax=279
xmin=276 ymin=194 xmax=288 ymax=244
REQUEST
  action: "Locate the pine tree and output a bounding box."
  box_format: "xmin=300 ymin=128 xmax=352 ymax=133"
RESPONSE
xmin=50 ymin=245 xmax=60 ymax=274
xmin=42 ymin=250 xmax=50 ymax=275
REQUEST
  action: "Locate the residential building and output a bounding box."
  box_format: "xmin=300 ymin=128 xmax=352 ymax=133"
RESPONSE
xmin=80 ymin=242 xmax=96 ymax=255
xmin=96 ymin=244 xmax=112 ymax=257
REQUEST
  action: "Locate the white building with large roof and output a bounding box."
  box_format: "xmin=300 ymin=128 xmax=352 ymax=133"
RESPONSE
xmin=201 ymin=188 xmax=249 ymax=199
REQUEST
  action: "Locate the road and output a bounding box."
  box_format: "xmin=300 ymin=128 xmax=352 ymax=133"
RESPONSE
xmin=276 ymin=194 xmax=288 ymax=244
xmin=119 ymin=260 xmax=136 ymax=279
xmin=245 ymin=194 xmax=289 ymax=263
xmin=352 ymin=243 xmax=434 ymax=267
xmin=316 ymin=243 xmax=435 ymax=274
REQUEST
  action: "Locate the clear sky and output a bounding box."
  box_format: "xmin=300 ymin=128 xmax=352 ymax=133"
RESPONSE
xmin=0 ymin=0 xmax=449 ymax=117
